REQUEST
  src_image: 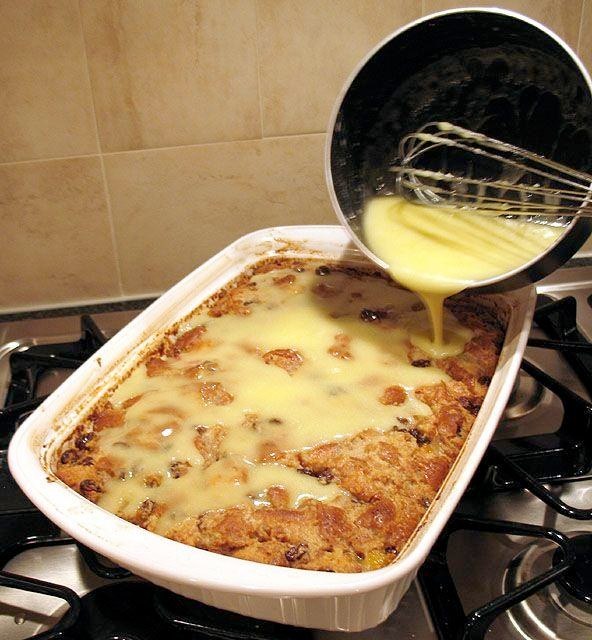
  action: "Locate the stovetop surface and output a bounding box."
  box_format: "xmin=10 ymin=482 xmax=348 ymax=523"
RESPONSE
xmin=2 ymin=264 xmax=592 ymax=640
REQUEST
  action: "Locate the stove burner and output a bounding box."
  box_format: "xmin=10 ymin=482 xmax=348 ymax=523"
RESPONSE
xmin=2 ymin=287 xmax=592 ymax=639
xmin=554 ymin=533 xmax=592 ymax=604
xmin=153 ymin=587 xmax=313 ymax=639
xmin=54 ymin=581 xmax=312 ymax=640
xmin=504 ymin=535 xmax=592 ymax=640
xmin=0 ymin=314 xmax=107 ymax=447
xmin=504 ymin=370 xmax=545 ymax=420
xmin=66 ymin=581 xmax=188 ymax=639
xmin=534 ymin=295 xmax=592 ymax=399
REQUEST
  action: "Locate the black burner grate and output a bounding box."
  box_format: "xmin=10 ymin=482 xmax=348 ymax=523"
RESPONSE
xmin=474 ymin=295 xmax=592 ymax=491
xmin=0 ymin=536 xmax=313 ymax=640
xmin=418 ymin=515 xmax=575 ymax=640
xmin=0 ymin=315 xmax=107 ymax=448
xmin=0 ymin=315 xmax=110 ymax=519
xmin=534 ymin=295 xmax=592 ymax=398
xmin=418 ymin=294 xmax=592 ymax=639
xmin=1 ymin=297 xmax=592 ymax=639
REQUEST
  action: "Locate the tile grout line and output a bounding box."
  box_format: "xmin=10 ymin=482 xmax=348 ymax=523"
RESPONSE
xmin=76 ymin=0 xmax=125 ymax=298
xmin=253 ymin=0 xmax=266 ymax=139
xmin=577 ymin=0 xmax=586 ymax=54
xmin=0 ymin=132 xmax=327 ymax=168
xmin=0 ymin=153 xmax=101 ymax=168
xmin=97 ymin=153 xmax=124 ymax=295
xmin=100 ymin=130 xmax=326 ymax=156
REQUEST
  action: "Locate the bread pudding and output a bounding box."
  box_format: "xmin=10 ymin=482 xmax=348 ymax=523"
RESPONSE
xmin=55 ymin=258 xmax=503 ymax=573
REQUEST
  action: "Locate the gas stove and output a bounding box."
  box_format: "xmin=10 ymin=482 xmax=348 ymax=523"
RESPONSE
xmin=1 ymin=266 xmax=592 ymax=640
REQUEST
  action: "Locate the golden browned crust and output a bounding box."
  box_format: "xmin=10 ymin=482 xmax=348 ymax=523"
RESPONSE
xmin=55 ymin=258 xmax=504 ymax=573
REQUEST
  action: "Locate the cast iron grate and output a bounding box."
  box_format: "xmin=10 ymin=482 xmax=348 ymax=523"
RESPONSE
xmin=0 ymin=536 xmax=313 ymax=640
xmin=0 ymin=516 xmax=580 ymax=640
xmin=417 ymin=515 xmax=576 ymax=640
xmin=0 ymin=315 xmax=110 ymax=517
xmin=474 ymin=296 xmax=592 ymax=496
xmin=1 ymin=296 xmax=591 ymax=639
xmin=0 ymin=315 xmax=108 ymax=448
xmin=419 ymin=294 xmax=592 ymax=639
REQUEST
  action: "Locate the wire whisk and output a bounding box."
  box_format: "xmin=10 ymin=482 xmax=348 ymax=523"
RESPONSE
xmin=393 ymin=122 xmax=592 ymax=223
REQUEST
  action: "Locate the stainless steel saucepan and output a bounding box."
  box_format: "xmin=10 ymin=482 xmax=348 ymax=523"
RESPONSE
xmin=325 ymin=8 xmax=592 ymax=292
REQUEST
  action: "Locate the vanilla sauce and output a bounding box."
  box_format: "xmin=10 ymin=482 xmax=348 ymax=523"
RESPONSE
xmin=95 ymin=266 xmax=456 ymax=532
xmin=363 ymin=195 xmax=563 ymax=353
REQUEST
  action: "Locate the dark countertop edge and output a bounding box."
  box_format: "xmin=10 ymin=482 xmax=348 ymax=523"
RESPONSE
xmin=0 ymin=297 xmax=158 ymax=323
xmin=3 ymin=257 xmax=592 ymax=323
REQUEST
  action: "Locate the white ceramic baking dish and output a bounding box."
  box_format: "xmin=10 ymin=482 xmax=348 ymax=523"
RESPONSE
xmin=8 ymin=225 xmax=535 ymax=632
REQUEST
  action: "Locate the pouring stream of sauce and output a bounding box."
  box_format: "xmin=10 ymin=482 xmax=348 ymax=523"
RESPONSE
xmin=363 ymin=196 xmax=563 ymax=353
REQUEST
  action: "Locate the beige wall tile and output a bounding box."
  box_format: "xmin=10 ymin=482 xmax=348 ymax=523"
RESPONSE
xmin=0 ymin=0 xmax=98 ymax=162
xmin=104 ymin=134 xmax=333 ymax=294
xmin=579 ymin=0 xmax=592 ymax=71
xmin=0 ymin=158 xmax=120 ymax=310
xmin=256 ymin=0 xmax=422 ymax=137
xmin=80 ymin=0 xmax=260 ymax=152
xmin=423 ymin=1 xmax=583 ymax=50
